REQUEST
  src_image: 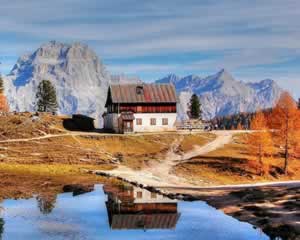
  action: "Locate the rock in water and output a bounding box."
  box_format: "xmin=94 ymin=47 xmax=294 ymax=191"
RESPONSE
xmin=4 ymin=41 xmax=111 ymax=126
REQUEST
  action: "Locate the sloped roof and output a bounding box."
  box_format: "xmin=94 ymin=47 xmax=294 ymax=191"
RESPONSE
xmin=110 ymin=213 xmax=180 ymax=229
xmin=108 ymin=84 xmax=177 ymax=104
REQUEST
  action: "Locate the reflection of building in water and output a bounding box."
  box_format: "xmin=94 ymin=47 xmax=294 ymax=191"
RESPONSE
xmin=36 ymin=194 xmax=57 ymax=215
xmin=104 ymin=184 xmax=180 ymax=230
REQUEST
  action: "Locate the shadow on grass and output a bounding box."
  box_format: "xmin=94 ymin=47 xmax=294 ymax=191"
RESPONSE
xmin=62 ymin=117 xmax=112 ymax=133
xmin=185 ymin=156 xmax=254 ymax=176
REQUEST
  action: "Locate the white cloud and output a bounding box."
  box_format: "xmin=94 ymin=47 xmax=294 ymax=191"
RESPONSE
xmin=0 ymin=0 xmax=299 ymax=95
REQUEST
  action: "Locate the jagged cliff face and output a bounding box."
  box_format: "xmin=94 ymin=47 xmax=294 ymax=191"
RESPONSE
xmin=3 ymin=41 xmax=284 ymax=124
xmin=157 ymin=69 xmax=283 ymax=120
xmin=4 ymin=41 xmax=112 ymax=125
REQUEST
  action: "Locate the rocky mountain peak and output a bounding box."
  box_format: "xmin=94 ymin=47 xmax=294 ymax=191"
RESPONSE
xmin=157 ymin=69 xmax=283 ymax=120
xmin=208 ymin=68 xmax=235 ymax=83
xmin=4 ymin=41 xmax=112 ymax=126
xmin=3 ymin=41 xmax=285 ymax=124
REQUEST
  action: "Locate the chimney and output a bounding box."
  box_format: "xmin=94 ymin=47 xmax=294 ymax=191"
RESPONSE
xmin=136 ymin=85 xmax=144 ymax=95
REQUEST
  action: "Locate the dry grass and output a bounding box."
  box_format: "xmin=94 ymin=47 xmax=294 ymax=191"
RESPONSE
xmin=0 ymin=114 xmax=217 ymax=170
xmin=0 ymin=162 xmax=116 ymax=200
xmin=179 ymin=133 xmax=216 ymax=152
xmin=175 ymin=133 xmax=300 ymax=185
xmin=0 ymin=112 xmax=63 ymax=140
xmin=78 ymin=134 xmax=180 ymax=169
xmin=0 ymin=162 xmax=112 ymax=176
xmin=0 ymin=136 xmax=112 ymax=164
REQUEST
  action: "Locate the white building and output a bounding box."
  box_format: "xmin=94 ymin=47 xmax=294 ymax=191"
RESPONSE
xmin=103 ymin=83 xmax=177 ymax=133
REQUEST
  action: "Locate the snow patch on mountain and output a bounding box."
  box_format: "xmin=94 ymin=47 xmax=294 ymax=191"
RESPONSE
xmin=157 ymin=69 xmax=283 ymax=120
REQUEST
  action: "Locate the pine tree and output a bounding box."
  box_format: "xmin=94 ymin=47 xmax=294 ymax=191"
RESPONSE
xmin=189 ymin=94 xmax=202 ymax=119
xmin=0 ymin=218 xmax=4 ymax=239
xmin=36 ymin=80 xmax=58 ymax=112
xmin=0 ymin=76 xmax=3 ymax=93
xmin=298 ymin=98 xmax=300 ymax=110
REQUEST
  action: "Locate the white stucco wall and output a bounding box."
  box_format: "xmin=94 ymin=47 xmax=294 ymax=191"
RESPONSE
xmin=133 ymin=113 xmax=177 ymax=132
xmin=104 ymin=112 xmax=177 ymax=133
xmin=133 ymin=188 xmax=177 ymax=204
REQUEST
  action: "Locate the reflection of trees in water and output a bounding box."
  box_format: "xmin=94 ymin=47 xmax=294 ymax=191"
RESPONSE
xmin=0 ymin=218 xmax=4 ymax=240
xmin=36 ymin=194 xmax=57 ymax=215
xmin=263 ymin=225 xmax=299 ymax=240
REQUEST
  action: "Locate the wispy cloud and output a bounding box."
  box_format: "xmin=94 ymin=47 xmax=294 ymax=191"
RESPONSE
xmin=0 ymin=0 xmax=299 ymax=96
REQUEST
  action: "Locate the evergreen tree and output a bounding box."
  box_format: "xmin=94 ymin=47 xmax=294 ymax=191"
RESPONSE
xmin=36 ymin=80 xmax=58 ymax=112
xmin=189 ymin=94 xmax=202 ymax=119
xmin=0 ymin=76 xmax=3 ymax=94
xmin=0 ymin=218 xmax=4 ymax=239
xmin=298 ymin=98 xmax=300 ymax=109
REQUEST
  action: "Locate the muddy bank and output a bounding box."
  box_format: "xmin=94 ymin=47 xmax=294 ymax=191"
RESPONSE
xmin=0 ymin=166 xmax=115 ymax=201
xmin=164 ymin=186 xmax=300 ymax=240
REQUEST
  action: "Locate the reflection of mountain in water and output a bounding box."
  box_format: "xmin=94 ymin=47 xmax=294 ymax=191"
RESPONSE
xmin=104 ymin=184 xmax=180 ymax=230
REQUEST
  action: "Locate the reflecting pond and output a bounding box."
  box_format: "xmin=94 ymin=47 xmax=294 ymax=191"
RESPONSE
xmin=0 ymin=184 xmax=269 ymax=240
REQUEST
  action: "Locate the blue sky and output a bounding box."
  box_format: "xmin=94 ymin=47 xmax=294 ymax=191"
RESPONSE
xmin=0 ymin=0 xmax=299 ymax=97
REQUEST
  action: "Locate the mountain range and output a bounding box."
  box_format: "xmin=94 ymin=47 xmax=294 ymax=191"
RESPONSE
xmin=3 ymin=41 xmax=140 ymax=126
xmin=156 ymin=70 xmax=283 ymax=120
xmin=3 ymin=41 xmax=283 ymax=125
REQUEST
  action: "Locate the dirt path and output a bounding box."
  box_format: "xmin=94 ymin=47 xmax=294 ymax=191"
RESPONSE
xmin=94 ymin=131 xmax=239 ymax=187
xmin=0 ymin=132 xmax=104 ymax=143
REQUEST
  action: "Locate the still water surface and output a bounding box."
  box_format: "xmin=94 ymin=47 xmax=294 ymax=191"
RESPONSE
xmin=0 ymin=184 xmax=268 ymax=240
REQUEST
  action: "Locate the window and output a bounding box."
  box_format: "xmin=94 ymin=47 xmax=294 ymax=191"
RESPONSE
xmin=136 ymin=118 xmax=142 ymax=125
xmin=151 ymin=192 xmax=157 ymax=199
xmin=150 ymin=118 xmax=156 ymax=125
xmin=137 ymin=191 xmax=143 ymax=198
xmin=162 ymin=118 xmax=168 ymax=125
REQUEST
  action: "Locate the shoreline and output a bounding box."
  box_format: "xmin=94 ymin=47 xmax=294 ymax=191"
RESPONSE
xmin=88 ymin=169 xmax=300 ymax=240
xmin=0 ymin=165 xmax=299 ymax=239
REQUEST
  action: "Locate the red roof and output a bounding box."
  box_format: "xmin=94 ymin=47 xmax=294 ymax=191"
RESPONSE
xmin=108 ymin=84 xmax=177 ymax=104
xmin=110 ymin=213 xmax=180 ymax=229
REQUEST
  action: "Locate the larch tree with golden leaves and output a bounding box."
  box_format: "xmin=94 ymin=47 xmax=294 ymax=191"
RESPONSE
xmin=0 ymin=76 xmax=9 ymax=113
xmin=247 ymin=111 xmax=274 ymax=175
xmin=271 ymin=92 xmax=300 ymax=174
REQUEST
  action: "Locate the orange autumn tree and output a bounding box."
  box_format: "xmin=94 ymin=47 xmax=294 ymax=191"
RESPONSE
xmin=236 ymin=122 xmax=243 ymax=130
xmin=0 ymin=76 xmax=9 ymax=113
xmin=247 ymin=111 xmax=274 ymax=175
xmin=271 ymin=92 xmax=300 ymax=174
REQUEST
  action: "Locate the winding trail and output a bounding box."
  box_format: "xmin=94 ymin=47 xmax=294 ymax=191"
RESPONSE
xmin=0 ymin=132 xmax=107 ymax=143
xmin=94 ymin=131 xmax=239 ymax=187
